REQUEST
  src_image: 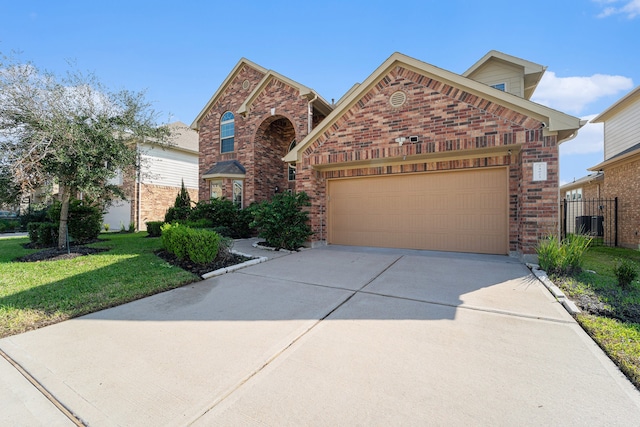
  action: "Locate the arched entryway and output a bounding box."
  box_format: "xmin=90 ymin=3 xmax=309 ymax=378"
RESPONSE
xmin=253 ymin=116 xmax=297 ymax=201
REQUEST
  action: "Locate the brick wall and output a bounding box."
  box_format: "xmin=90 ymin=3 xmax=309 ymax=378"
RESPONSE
xmin=296 ymin=65 xmax=556 ymax=255
xmin=198 ymin=66 xmax=313 ymax=204
xmin=138 ymin=184 xmax=198 ymax=230
xmin=604 ymin=157 xmax=640 ymax=248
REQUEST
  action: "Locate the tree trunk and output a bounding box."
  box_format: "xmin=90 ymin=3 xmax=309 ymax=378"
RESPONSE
xmin=58 ymin=186 xmax=71 ymax=250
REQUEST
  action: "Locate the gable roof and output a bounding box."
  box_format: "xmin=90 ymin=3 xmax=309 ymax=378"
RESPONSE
xmin=284 ymin=52 xmax=583 ymax=163
xmin=591 ymin=85 xmax=640 ymax=123
xmin=237 ymin=70 xmax=333 ymax=117
xmin=191 ymin=58 xmax=333 ymax=130
xmin=191 ymin=58 xmax=268 ymax=130
xmin=462 ymin=50 xmax=546 ymax=100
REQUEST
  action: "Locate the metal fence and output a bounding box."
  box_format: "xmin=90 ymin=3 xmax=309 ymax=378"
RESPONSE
xmin=561 ymin=197 xmax=618 ymax=246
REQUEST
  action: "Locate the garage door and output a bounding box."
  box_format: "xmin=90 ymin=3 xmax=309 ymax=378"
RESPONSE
xmin=327 ymin=168 xmax=508 ymax=254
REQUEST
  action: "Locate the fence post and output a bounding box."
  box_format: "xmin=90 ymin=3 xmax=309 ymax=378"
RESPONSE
xmin=562 ymin=198 xmax=567 ymax=240
xmin=614 ymin=197 xmax=618 ymax=247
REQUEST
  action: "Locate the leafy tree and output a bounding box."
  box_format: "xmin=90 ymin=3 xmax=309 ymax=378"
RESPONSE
xmin=0 ymin=53 xmax=170 ymax=248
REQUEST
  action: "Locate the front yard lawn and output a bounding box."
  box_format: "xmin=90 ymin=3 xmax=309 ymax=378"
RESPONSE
xmin=0 ymin=233 xmax=198 ymax=338
xmin=553 ymin=246 xmax=640 ymax=389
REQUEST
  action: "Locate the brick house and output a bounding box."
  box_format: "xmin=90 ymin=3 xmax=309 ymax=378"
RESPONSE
xmin=587 ymin=86 xmax=640 ymax=249
xmin=103 ymin=121 xmax=199 ymax=231
xmin=192 ymin=51 xmax=583 ymax=258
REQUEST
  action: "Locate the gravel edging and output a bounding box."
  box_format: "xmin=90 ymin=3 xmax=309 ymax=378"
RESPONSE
xmin=526 ymin=263 xmax=582 ymax=315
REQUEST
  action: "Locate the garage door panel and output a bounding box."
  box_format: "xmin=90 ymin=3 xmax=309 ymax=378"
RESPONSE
xmin=328 ymin=168 xmax=508 ymax=254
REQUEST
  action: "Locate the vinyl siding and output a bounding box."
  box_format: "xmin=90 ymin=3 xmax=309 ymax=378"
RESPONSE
xmin=467 ymin=61 xmax=524 ymax=98
xmin=604 ymin=100 xmax=640 ymax=160
xmin=139 ymin=144 xmax=198 ymax=189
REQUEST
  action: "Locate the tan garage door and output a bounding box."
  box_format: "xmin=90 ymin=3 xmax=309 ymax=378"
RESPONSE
xmin=327 ymin=168 xmax=508 ymax=254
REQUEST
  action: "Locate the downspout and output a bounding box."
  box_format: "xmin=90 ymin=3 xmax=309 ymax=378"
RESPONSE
xmin=308 ymin=93 xmax=318 ymax=135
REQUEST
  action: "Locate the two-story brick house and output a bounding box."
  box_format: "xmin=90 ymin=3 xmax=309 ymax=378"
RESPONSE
xmin=589 ymin=86 xmax=640 ymax=249
xmin=192 ymin=51 xmax=583 ymax=258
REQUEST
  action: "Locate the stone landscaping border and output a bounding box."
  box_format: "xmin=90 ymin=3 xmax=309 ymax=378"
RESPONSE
xmin=527 ymin=263 xmax=581 ymax=315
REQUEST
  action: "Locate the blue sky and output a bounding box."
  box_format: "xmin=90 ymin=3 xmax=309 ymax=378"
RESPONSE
xmin=2 ymin=0 xmax=639 ymax=184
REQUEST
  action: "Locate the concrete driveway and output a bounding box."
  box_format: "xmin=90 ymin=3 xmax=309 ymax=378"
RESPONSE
xmin=2 ymin=244 xmax=640 ymax=426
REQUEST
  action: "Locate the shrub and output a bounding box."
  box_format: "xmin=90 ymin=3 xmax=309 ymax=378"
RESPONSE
xmin=146 ymin=221 xmax=163 ymax=237
xmin=614 ymin=258 xmax=638 ymax=290
xmin=190 ymin=198 xmax=236 ymax=229
xmin=164 ymin=181 xmax=192 ymax=223
xmin=20 ymin=208 xmax=48 ymax=229
xmin=250 ymin=192 xmax=313 ymax=251
xmin=185 ymin=228 xmax=220 ymax=264
xmin=0 ymin=219 xmax=20 ymax=233
xmin=536 ymin=233 xmax=592 ymax=275
xmin=48 ymin=199 xmax=103 ymax=244
xmin=27 ymin=222 xmax=58 ymax=247
xmin=184 ymin=218 xmax=214 ymax=229
xmin=160 ymin=222 xmax=220 ymax=265
xmin=233 ymin=203 xmax=258 ymax=238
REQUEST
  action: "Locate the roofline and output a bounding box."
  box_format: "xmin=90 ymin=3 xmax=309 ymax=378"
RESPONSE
xmin=190 ymin=58 xmax=269 ymax=130
xmin=559 ymin=172 xmax=604 ymax=190
xmin=284 ymin=52 xmax=582 ymax=163
xmin=237 ymin=70 xmax=332 ymax=117
xmin=591 ymin=85 xmax=640 ymax=123
xmin=462 ymin=50 xmax=546 ymax=78
xmin=589 ymin=145 xmax=640 ymax=171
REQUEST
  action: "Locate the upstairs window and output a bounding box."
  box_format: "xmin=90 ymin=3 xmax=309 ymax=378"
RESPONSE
xmin=220 ymin=111 xmax=235 ymax=153
xmin=490 ymin=82 xmax=506 ymax=92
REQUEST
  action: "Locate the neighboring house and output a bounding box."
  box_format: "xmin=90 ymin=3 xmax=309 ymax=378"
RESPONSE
xmin=103 ymin=121 xmax=199 ymax=231
xmin=587 ymin=86 xmax=640 ymax=249
xmin=559 ymin=172 xmax=604 ymax=234
xmin=192 ymin=51 xmax=583 ymax=257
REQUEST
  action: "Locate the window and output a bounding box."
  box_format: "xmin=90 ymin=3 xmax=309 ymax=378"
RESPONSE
xmin=233 ymin=180 xmax=243 ymax=208
xmin=491 ymin=83 xmax=506 ymax=92
xmin=288 ymin=139 xmax=296 ymax=181
xmin=210 ymin=180 xmax=222 ymax=199
xmin=566 ymin=189 xmax=583 ymax=200
xmin=220 ymin=111 xmax=235 ymax=153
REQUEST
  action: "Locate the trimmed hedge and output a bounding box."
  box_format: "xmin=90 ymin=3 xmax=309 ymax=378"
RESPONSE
xmin=160 ymin=223 xmax=221 ymax=265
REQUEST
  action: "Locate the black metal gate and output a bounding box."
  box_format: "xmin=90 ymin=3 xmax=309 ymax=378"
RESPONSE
xmin=561 ymin=197 xmax=618 ymax=246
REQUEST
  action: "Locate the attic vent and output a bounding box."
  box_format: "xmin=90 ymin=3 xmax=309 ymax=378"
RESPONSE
xmin=389 ymin=91 xmax=407 ymax=108
xmin=242 ymin=79 xmax=250 ymax=90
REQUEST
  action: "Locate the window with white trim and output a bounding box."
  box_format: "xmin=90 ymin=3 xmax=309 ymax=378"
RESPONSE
xmin=210 ymin=180 xmax=223 ymax=199
xmin=220 ymin=111 xmax=235 ymax=153
xmin=288 ymin=139 xmax=296 ymax=181
xmin=233 ymin=180 xmax=243 ymax=207
xmin=491 ymin=82 xmax=506 ymax=92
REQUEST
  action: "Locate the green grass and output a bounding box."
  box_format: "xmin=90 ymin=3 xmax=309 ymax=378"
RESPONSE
xmin=0 ymin=233 xmax=198 ymax=337
xmin=552 ymin=245 xmax=640 ymax=390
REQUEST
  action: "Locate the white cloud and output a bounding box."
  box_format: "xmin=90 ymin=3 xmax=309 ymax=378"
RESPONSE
xmin=560 ymin=115 xmax=604 ymax=155
xmin=595 ymin=0 xmax=640 ymax=18
xmin=532 ymin=71 xmax=633 ymax=115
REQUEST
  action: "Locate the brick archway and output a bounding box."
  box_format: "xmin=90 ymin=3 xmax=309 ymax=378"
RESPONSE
xmin=253 ymin=116 xmax=297 ymax=199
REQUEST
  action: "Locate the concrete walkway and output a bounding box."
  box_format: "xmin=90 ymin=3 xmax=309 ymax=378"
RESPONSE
xmin=1 ymin=244 xmax=640 ymax=426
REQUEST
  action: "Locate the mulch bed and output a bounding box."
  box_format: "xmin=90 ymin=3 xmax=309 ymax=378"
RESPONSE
xmin=16 ymin=245 xmax=109 ymax=262
xmin=15 ymin=239 xmax=252 ymax=277
xmin=154 ymin=249 xmax=252 ymax=277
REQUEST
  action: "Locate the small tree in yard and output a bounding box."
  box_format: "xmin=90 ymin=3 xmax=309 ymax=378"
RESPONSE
xmin=251 ymin=192 xmax=313 ymax=251
xmin=0 ymin=53 xmax=170 ymax=249
xmin=164 ymin=180 xmax=192 ymax=223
